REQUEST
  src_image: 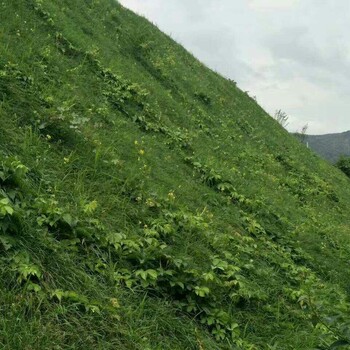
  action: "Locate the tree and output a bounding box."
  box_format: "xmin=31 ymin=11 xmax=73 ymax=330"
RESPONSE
xmin=335 ymin=156 xmax=350 ymax=178
xmin=274 ymin=109 xmax=289 ymax=128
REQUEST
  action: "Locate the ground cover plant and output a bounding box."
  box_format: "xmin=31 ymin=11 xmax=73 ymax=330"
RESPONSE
xmin=2 ymin=1 xmax=350 ymax=349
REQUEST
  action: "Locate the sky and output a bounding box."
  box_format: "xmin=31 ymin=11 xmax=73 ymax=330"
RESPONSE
xmin=118 ymin=0 xmax=350 ymax=135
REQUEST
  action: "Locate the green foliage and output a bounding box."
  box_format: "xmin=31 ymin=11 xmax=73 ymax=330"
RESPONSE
xmin=194 ymin=91 xmax=212 ymax=106
xmin=335 ymin=156 xmax=350 ymax=178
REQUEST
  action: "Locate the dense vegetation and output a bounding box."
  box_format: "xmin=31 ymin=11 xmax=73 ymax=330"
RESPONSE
xmin=306 ymin=131 xmax=350 ymax=163
xmin=2 ymin=1 xmax=350 ymax=349
xmin=335 ymin=156 xmax=350 ymax=178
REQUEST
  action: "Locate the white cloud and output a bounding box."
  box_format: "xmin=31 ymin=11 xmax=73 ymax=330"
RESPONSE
xmin=248 ymin=0 xmax=299 ymax=11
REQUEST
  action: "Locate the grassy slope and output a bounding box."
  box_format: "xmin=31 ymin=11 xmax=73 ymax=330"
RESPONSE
xmin=1 ymin=1 xmax=350 ymax=349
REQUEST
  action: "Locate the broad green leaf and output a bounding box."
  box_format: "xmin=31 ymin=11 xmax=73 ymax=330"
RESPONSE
xmin=330 ymin=340 xmax=350 ymax=349
xmin=0 ymin=235 xmax=13 ymax=250
xmin=195 ymin=286 xmax=210 ymax=297
xmin=0 ymin=198 xmax=14 ymax=216
xmin=27 ymin=282 xmax=42 ymax=293
xmin=51 ymin=289 xmax=64 ymax=302
xmin=176 ymin=281 xmax=184 ymax=289
xmin=83 ymin=200 xmax=98 ymax=214
xmin=86 ymin=305 xmax=101 ymax=314
xmin=62 ymin=213 xmax=78 ymax=227
xmin=146 ymin=269 xmax=158 ymax=280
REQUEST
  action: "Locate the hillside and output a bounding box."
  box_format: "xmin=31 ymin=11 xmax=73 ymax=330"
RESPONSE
xmin=306 ymin=131 xmax=350 ymax=163
xmin=2 ymin=1 xmax=350 ymax=349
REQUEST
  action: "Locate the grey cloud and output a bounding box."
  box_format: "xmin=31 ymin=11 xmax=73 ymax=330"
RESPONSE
xmin=267 ymin=27 xmax=349 ymax=72
xmin=119 ymin=0 xmax=350 ymax=134
xmin=266 ymin=27 xmax=350 ymax=96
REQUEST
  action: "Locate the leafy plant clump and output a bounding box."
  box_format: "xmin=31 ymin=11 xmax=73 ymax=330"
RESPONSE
xmin=335 ymin=156 xmax=350 ymax=178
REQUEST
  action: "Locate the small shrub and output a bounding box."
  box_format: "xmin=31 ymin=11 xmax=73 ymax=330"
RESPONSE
xmin=335 ymin=156 xmax=350 ymax=178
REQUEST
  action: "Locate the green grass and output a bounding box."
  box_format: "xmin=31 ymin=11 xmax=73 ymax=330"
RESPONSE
xmin=1 ymin=0 xmax=350 ymax=349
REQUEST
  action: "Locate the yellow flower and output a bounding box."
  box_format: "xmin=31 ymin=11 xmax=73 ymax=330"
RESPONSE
xmin=110 ymin=298 xmax=120 ymax=308
xmin=146 ymin=198 xmax=155 ymax=207
xmin=167 ymin=191 xmax=176 ymax=200
xmin=139 ymin=149 xmax=145 ymax=156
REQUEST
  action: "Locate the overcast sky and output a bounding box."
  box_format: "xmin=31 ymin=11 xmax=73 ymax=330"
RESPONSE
xmin=118 ymin=0 xmax=350 ymax=135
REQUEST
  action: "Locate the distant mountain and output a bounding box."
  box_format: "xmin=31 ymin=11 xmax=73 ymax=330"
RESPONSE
xmin=306 ymin=130 xmax=350 ymax=163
